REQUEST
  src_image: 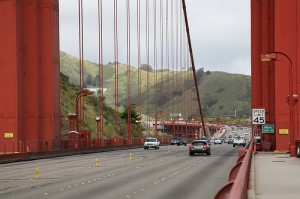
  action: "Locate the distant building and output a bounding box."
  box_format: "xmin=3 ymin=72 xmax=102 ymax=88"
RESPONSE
xmin=84 ymin=87 xmax=107 ymax=95
xmin=221 ymin=115 xmax=235 ymax=119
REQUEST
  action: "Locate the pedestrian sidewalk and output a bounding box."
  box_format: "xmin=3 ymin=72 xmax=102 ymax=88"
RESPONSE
xmin=248 ymin=152 xmax=300 ymax=199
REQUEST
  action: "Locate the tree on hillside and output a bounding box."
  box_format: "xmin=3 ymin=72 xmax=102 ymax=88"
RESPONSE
xmin=92 ymin=75 xmax=98 ymax=87
xmin=140 ymin=64 xmax=153 ymax=72
xmin=120 ymin=107 xmax=140 ymax=124
xmin=85 ymin=74 xmax=93 ymax=86
xmin=196 ymin=68 xmax=205 ymax=80
xmin=120 ymin=107 xmax=143 ymax=138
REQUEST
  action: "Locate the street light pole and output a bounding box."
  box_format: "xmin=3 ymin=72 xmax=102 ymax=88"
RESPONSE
xmin=261 ymin=52 xmax=296 ymax=156
xmin=76 ymin=91 xmax=94 ymax=131
xmin=155 ymin=111 xmax=164 ymax=138
xmin=95 ymin=116 xmax=101 ymax=146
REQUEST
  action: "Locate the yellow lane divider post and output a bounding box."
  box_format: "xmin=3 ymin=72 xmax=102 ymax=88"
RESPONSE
xmin=168 ymin=147 xmax=170 ymax=152
xmin=95 ymin=158 xmax=99 ymax=167
xmin=35 ymin=167 xmax=39 ymax=179
xmin=129 ymin=153 xmax=132 ymax=160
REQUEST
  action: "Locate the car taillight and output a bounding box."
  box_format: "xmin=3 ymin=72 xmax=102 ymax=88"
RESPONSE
xmin=203 ymin=145 xmax=208 ymax=149
xmin=189 ymin=145 xmax=194 ymax=149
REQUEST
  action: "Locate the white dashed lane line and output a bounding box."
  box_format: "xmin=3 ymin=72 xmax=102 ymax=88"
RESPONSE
xmin=42 ymin=153 xmax=181 ymax=198
xmin=124 ymin=158 xmax=205 ymax=198
xmin=43 ymin=170 xmax=127 ymax=197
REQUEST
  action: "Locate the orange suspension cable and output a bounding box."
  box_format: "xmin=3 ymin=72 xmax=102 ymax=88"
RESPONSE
xmin=166 ymin=0 xmax=170 ymax=120
xmin=78 ymin=0 xmax=84 ymax=92
xmin=78 ymin=0 xmax=85 ymax=130
xmin=127 ymin=0 xmax=131 ymax=117
xmin=153 ymin=0 xmax=157 ymax=120
xmin=137 ymin=0 xmax=142 ymax=137
xmin=146 ymin=0 xmax=150 ymax=135
xmin=160 ymin=0 xmax=164 ymax=112
xmin=182 ymin=0 xmax=206 ymax=137
xmin=114 ymin=0 xmax=119 ymax=134
xmin=171 ymin=0 xmax=174 ymax=116
xmin=179 ymin=0 xmax=185 ymax=119
xmin=98 ymin=0 xmax=104 ymax=141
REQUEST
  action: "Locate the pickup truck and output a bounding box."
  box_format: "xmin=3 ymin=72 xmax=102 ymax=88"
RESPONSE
xmin=144 ymin=138 xmax=160 ymax=150
xmin=233 ymin=136 xmax=247 ymax=147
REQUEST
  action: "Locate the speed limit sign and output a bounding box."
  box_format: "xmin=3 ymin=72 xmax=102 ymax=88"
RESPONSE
xmin=252 ymin=109 xmax=265 ymax=125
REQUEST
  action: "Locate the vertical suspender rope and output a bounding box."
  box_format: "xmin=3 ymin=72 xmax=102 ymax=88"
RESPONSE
xmin=181 ymin=0 xmax=206 ymax=137
xmin=171 ymin=0 xmax=174 ymax=117
xmin=78 ymin=0 xmax=83 ymax=92
xmin=160 ymin=0 xmax=164 ymax=114
xmin=154 ymin=0 xmax=157 ymax=123
xmin=114 ymin=0 xmax=119 ymax=134
xmin=182 ymin=2 xmax=186 ymax=120
xmin=78 ymin=0 xmax=84 ymax=131
xmin=188 ymin=43 xmax=192 ymax=120
xmin=137 ymin=0 xmax=142 ymax=138
xmin=78 ymin=0 xmax=81 ymax=131
xmin=146 ymin=0 xmax=150 ymax=136
xmin=166 ymin=0 xmax=170 ymax=120
xmin=180 ymin=0 xmax=184 ymax=118
xmin=127 ymin=0 xmax=131 ymax=138
xmin=176 ymin=0 xmax=179 ymax=111
xmin=98 ymin=0 xmax=104 ymax=141
xmin=165 ymin=0 xmax=170 ymax=118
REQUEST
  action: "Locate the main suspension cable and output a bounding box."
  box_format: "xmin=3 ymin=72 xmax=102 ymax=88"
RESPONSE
xmin=181 ymin=0 xmax=206 ymax=137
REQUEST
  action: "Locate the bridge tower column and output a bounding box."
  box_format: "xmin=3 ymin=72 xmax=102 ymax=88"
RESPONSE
xmin=0 ymin=0 xmax=60 ymax=151
xmin=252 ymin=0 xmax=300 ymax=152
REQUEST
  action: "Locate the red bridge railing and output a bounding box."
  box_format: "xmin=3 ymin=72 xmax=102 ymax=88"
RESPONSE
xmin=0 ymin=137 xmax=172 ymax=155
xmin=214 ymin=139 xmax=254 ymax=199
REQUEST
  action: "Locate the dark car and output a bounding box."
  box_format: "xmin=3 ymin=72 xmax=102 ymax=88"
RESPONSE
xmin=171 ymin=137 xmax=187 ymax=146
xmin=189 ymin=140 xmax=211 ymax=156
xmin=228 ymin=137 xmax=234 ymax=144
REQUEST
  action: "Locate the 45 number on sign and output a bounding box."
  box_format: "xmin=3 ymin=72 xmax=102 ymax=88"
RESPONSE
xmin=253 ymin=117 xmax=265 ymax=124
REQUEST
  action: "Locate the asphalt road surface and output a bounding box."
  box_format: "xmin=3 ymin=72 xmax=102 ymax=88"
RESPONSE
xmin=0 ymin=144 xmax=240 ymax=199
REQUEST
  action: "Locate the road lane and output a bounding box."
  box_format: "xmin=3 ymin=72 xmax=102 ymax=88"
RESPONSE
xmin=0 ymin=144 xmax=240 ymax=199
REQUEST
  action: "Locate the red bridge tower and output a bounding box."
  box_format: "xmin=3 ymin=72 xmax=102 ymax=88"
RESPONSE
xmin=0 ymin=0 xmax=60 ymax=151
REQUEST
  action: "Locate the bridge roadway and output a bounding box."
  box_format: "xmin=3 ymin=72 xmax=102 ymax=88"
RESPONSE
xmin=0 ymin=144 xmax=240 ymax=199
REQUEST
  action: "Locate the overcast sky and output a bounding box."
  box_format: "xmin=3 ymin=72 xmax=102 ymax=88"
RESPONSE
xmin=59 ymin=0 xmax=251 ymax=75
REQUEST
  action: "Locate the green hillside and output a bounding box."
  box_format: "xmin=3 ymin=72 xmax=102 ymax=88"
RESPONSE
xmin=60 ymin=51 xmax=251 ymax=137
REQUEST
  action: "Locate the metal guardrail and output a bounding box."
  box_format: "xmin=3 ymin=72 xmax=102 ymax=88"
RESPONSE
xmin=214 ymin=139 xmax=254 ymax=199
xmin=0 ymin=140 xmax=52 ymax=154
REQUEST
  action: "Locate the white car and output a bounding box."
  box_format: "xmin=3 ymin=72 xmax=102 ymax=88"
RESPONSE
xmin=233 ymin=136 xmax=247 ymax=147
xmin=214 ymin=138 xmax=222 ymax=144
xmin=144 ymin=138 xmax=160 ymax=150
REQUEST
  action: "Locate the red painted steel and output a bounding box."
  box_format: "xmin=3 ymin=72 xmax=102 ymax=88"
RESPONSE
xmin=252 ymin=0 xmax=300 ymax=152
xmin=182 ymin=0 xmax=206 ymax=137
xmin=0 ymin=0 xmax=60 ymax=151
xmin=214 ymin=140 xmax=253 ymax=199
xmin=6 ymin=0 xmax=299 ymax=156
